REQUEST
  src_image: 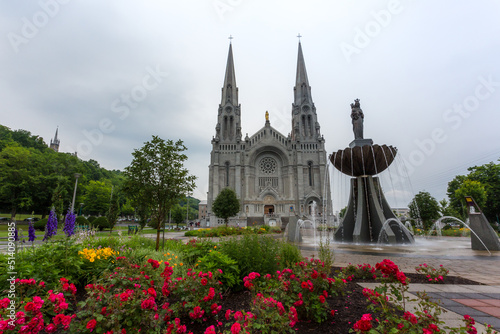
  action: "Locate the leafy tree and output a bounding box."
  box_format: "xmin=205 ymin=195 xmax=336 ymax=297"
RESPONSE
xmin=120 ymin=199 xmax=135 ymax=216
xmin=447 ymin=160 xmax=500 ymax=222
xmin=106 ymin=193 xmax=120 ymax=233
xmin=212 ymin=188 xmax=240 ymax=227
xmin=123 ymin=136 xmax=196 ymax=250
xmin=0 ymin=146 xmax=34 ymax=219
xmin=438 ymin=199 xmax=461 ymax=218
xmin=454 ymin=180 xmax=487 ymax=217
xmin=82 ymin=180 xmax=112 ymax=216
xmin=408 ymin=191 xmax=440 ymax=230
xmin=171 ymin=204 xmax=185 ymax=228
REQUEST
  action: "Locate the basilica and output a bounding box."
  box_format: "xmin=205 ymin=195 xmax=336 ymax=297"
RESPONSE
xmin=207 ymin=41 xmax=331 ymax=227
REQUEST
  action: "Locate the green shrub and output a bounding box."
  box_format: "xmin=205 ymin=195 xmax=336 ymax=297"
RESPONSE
xmin=220 ymin=235 xmax=281 ymax=287
xmin=180 ymin=239 xmax=217 ymax=266
xmin=92 ymin=216 xmax=109 ymax=231
xmin=278 ymin=240 xmax=303 ymax=268
xmin=198 ymin=250 xmax=240 ymax=288
xmin=34 ymin=218 xmax=48 ymax=231
xmin=0 ymin=239 xmax=85 ymax=291
xmin=87 ymin=216 xmax=96 ymax=223
xmin=75 ymin=216 xmax=90 ymax=226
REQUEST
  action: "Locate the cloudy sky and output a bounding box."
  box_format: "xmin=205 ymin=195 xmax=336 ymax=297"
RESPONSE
xmin=1 ymin=1 xmax=499 ymax=210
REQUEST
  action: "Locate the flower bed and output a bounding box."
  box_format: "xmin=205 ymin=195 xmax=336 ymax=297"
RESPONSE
xmin=0 ymin=235 xmax=498 ymax=333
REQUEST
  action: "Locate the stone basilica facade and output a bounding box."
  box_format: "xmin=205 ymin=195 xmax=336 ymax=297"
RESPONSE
xmin=207 ymin=42 xmax=331 ymax=227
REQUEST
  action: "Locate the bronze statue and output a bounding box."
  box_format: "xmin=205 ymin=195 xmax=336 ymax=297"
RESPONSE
xmin=350 ymin=99 xmax=364 ymax=139
xmin=265 ymin=110 xmax=269 ymax=122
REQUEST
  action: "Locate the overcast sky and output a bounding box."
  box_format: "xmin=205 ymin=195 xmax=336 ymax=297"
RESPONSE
xmin=1 ymin=1 xmax=499 ymax=211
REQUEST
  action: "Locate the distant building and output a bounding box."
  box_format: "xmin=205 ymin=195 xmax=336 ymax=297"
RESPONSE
xmin=49 ymin=127 xmax=60 ymax=152
xmin=198 ymin=200 xmax=207 ymax=221
xmin=206 ymin=41 xmax=332 ymax=227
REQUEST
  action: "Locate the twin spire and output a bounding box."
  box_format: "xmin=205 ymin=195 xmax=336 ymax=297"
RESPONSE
xmin=221 ymin=40 xmax=313 ymax=107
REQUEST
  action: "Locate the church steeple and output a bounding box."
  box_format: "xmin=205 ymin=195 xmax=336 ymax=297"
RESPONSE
xmin=221 ymin=43 xmax=238 ymax=106
xmin=214 ymin=41 xmax=241 ymax=143
xmin=291 ymin=41 xmax=321 ymax=141
xmin=50 ymin=126 xmax=60 ymax=152
xmin=294 ymin=41 xmax=313 ymax=106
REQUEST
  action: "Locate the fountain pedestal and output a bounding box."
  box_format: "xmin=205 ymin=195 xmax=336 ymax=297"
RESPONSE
xmin=334 ymin=176 xmax=413 ymax=243
xmin=466 ymin=196 xmax=500 ymax=251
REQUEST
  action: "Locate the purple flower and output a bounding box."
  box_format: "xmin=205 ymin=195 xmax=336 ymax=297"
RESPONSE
xmin=63 ymin=210 xmax=76 ymax=237
xmin=28 ymin=222 xmax=37 ymax=242
xmin=14 ymin=228 xmax=19 ymax=242
xmin=43 ymin=210 xmax=58 ymax=241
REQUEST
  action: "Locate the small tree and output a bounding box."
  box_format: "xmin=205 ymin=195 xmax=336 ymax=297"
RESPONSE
xmin=212 ymin=188 xmax=240 ymax=227
xmin=408 ymin=191 xmax=440 ymax=230
xmin=123 ymin=136 xmax=196 ymax=250
xmin=106 ymin=194 xmax=119 ymax=233
xmin=171 ymin=204 xmax=184 ymax=228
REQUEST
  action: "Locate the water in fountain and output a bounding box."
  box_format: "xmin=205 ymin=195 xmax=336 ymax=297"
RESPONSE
xmin=377 ymin=218 xmax=414 ymax=244
xmin=428 ymin=216 xmax=492 ymax=255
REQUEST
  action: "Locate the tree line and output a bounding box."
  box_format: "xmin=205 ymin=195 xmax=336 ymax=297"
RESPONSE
xmin=0 ymin=125 xmax=198 ymax=227
xmin=408 ymin=159 xmax=500 ymax=230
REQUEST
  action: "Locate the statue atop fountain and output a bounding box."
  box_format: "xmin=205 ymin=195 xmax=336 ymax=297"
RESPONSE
xmin=351 ymin=99 xmax=364 ymax=139
xmin=331 ymin=99 xmax=414 ymax=244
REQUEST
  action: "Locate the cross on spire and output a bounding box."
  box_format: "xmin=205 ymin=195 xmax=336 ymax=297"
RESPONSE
xmin=228 ymin=35 xmax=233 ymax=44
xmin=297 ymin=33 xmax=302 ymax=41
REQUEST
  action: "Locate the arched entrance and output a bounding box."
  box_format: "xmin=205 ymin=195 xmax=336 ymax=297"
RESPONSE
xmin=264 ymin=205 xmax=275 ymax=214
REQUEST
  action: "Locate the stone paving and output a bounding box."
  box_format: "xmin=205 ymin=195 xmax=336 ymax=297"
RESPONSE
xmin=300 ymin=236 xmax=500 ymax=332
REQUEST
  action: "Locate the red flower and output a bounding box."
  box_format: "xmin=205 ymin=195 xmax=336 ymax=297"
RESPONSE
xmin=353 ymin=314 xmax=372 ymax=332
xmin=147 ymin=287 xmax=157 ymax=298
xmin=319 ymin=295 xmax=326 ymax=304
xmin=230 ymin=322 xmax=241 ymax=334
xmin=24 ymin=302 xmax=36 ymax=312
xmin=86 ymin=319 xmax=97 ymax=332
xmin=205 ymin=325 xmax=216 ymax=334
xmin=201 ymin=278 xmax=208 ymax=286
xmin=147 ymin=258 xmax=160 ymax=269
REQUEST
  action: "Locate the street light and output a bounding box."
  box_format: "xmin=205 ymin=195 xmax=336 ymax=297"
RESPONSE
xmin=79 ymin=203 xmax=84 ymax=216
xmin=70 ymin=173 xmax=81 ymax=213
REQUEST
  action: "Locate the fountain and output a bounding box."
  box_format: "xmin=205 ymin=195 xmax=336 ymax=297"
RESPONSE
xmin=284 ymin=201 xmax=320 ymax=245
xmin=331 ymin=99 xmax=414 ymax=244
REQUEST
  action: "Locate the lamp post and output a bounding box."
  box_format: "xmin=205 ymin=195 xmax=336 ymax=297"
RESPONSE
xmin=79 ymin=203 xmax=84 ymax=216
xmin=70 ymin=173 xmax=81 ymax=213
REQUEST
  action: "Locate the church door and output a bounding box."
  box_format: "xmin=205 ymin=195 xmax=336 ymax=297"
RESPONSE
xmin=264 ymin=205 xmax=274 ymax=215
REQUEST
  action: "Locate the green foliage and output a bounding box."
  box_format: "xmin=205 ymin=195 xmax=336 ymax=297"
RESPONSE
xmin=123 ymin=136 xmax=196 ymax=251
xmin=212 ymin=187 xmax=240 ymax=226
xmin=171 ymin=204 xmax=185 ymax=228
xmin=198 ymin=249 xmax=240 ymax=288
xmin=219 ymin=235 xmax=282 ymax=287
xmin=179 ymin=239 xmax=217 ymax=267
xmin=447 ymin=160 xmax=500 ymax=222
xmin=0 ymin=124 xmax=125 ymax=219
xmin=87 ymin=216 xmax=97 ymax=223
xmin=415 ymin=263 xmax=450 ymax=283
xmin=34 ymin=217 xmax=48 ymax=231
xmin=0 ymin=239 xmax=85 ymax=291
xmin=75 ymin=216 xmax=89 ymax=226
xmin=82 ymin=180 xmax=112 ymax=216
xmin=408 ymin=191 xmax=440 ymax=230
xmin=106 ymin=194 xmax=120 ymax=232
xmin=455 ymin=180 xmax=487 ymax=216
xmin=92 ymin=216 xmax=109 ymax=231
xmin=277 ymin=241 xmax=303 ymax=269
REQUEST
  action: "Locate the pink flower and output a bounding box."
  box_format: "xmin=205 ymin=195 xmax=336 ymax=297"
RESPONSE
xmin=205 ymin=325 xmax=216 ymax=334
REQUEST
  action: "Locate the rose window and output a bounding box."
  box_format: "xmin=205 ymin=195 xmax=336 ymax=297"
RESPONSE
xmin=260 ymin=157 xmax=277 ymax=174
